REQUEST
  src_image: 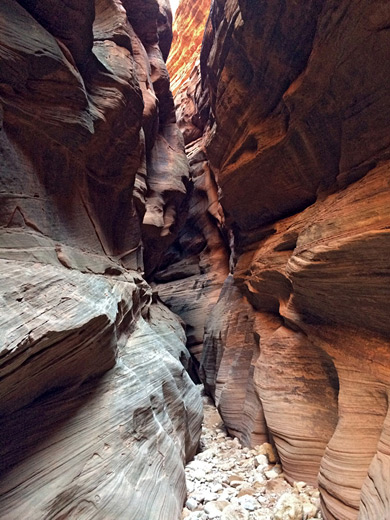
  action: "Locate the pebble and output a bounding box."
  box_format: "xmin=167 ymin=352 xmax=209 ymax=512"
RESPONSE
xmin=254 ymin=443 xmax=277 ymax=464
xmin=264 ymin=467 xmax=282 ymax=480
xmin=186 ymin=497 xmax=198 ymax=511
xmin=273 ymin=493 xmax=303 ymax=520
xmin=254 ymin=454 xmax=268 ymax=467
xmin=238 ymin=495 xmax=257 ymax=511
xmin=182 ymin=394 xmax=322 ymax=520
xmin=221 ymin=504 xmax=249 ymax=520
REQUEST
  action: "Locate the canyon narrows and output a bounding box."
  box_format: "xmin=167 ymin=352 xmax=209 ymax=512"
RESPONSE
xmin=0 ymin=1 xmax=390 ymax=520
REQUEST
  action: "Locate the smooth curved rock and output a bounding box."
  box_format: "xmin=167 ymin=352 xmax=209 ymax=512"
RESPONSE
xmin=157 ymin=2 xmax=229 ymax=374
xmin=0 ymin=1 xmax=198 ymax=518
xmin=171 ymin=0 xmax=390 ymax=518
xmin=232 ymin=163 xmax=390 ymax=518
xmin=201 ymin=275 xmax=268 ymax=448
xmin=17 ymin=0 xmax=95 ymax=67
xmin=0 ymin=270 xmax=202 ymax=519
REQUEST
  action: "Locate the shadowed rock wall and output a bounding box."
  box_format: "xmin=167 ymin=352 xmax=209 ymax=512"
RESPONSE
xmin=0 ymin=1 xmax=202 ymax=518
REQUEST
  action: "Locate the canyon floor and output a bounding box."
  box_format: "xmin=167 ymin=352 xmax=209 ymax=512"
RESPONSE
xmin=182 ymin=392 xmax=322 ymax=520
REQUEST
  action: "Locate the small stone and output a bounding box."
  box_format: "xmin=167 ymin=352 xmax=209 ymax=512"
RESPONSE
xmin=252 ymin=476 xmax=266 ymax=489
xmin=237 ymin=488 xmax=255 ymax=498
xmin=186 ymin=497 xmax=198 ymax=511
xmin=302 ymin=499 xmax=319 ymax=518
xmin=255 ymin=443 xmax=277 ymax=464
xmin=228 ymin=475 xmax=244 ymax=484
xmin=273 ymin=493 xmax=303 ymax=520
xmin=220 ymin=461 xmax=235 ymax=471
xmin=187 ymin=481 xmax=195 ymax=493
xmin=264 ymin=469 xmax=278 ymax=480
xmin=204 ymin=503 xmax=222 ymax=518
xmin=230 ymin=481 xmax=246 ymax=488
xmin=203 ymin=491 xmax=220 ymax=502
xmin=254 ymin=454 xmax=268 ymax=468
xmin=227 ymin=474 xmax=244 ymax=485
xmin=211 ymin=483 xmax=223 ymax=493
xmin=294 ymin=481 xmax=307 ymax=493
xmin=219 ymin=491 xmax=234 ymax=502
xmin=191 ymin=490 xmax=207 ymax=503
xmin=193 ymin=469 xmax=206 ymax=481
xmin=221 ymin=504 xmax=249 ymax=520
xmin=265 ymin=478 xmax=288 ymax=494
xmin=204 ymin=500 xmax=230 ymax=518
xmin=264 ymin=465 xmax=282 ymax=480
xmin=238 ymin=495 xmax=258 ymax=511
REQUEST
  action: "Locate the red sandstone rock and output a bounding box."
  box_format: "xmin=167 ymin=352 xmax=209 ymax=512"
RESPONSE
xmin=3 ymin=0 xmax=390 ymax=517
xmin=171 ymin=1 xmax=390 ymax=519
xmin=201 ymin=0 xmax=390 ymax=236
xmin=167 ymin=0 xmax=210 ymax=96
xmin=18 ymin=0 xmax=95 ymax=67
xmin=201 ymin=275 xmax=268 ymax=447
xmin=155 ymin=138 xmax=229 ymax=376
xmin=156 ymin=1 xmax=229 ymax=377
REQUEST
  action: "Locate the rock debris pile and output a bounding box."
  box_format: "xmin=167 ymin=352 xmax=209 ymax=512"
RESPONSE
xmin=183 ymin=396 xmax=322 ymax=520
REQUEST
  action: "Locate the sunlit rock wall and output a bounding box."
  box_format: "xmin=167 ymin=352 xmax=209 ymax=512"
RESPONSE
xmin=0 ymin=1 xmax=201 ymax=518
xmin=169 ymin=0 xmax=390 ymax=519
xmin=167 ymin=0 xmax=210 ymax=96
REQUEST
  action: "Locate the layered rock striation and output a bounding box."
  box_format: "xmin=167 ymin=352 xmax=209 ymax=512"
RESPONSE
xmin=2 ymin=0 xmax=390 ymax=518
xmin=167 ymin=0 xmax=210 ymax=97
xmin=159 ymin=0 xmax=230 ymax=385
xmin=0 ymin=1 xmax=202 ymax=518
xmin=168 ymin=1 xmax=390 ymax=519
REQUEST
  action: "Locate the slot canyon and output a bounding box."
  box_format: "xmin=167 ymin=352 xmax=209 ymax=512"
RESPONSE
xmin=0 ymin=0 xmax=389 ymax=518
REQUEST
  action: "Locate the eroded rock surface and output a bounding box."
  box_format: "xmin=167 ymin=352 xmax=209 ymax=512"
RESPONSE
xmin=0 ymin=0 xmax=201 ymax=518
xmin=167 ymin=0 xmax=210 ymax=96
xmin=1 ymin=273 xmax=202 ymax=519
xmin=2 ymin=0 xmax=390 ymax=518
xmin=170 ymin=1 xmax=390 ymax=519
xmin=157 ymin=0 xmax=230 ymax=381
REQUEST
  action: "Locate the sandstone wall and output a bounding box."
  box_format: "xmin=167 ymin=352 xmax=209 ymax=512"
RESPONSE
xmin=168 ymin=1 xmax=390 ymax=519
xmin=160 ymin=0 xmax=230 ymax=384
xmin=167 ymin=0 xmax=210 ymax=96
xmin=0 ymin=1 xmax=202 ymax=518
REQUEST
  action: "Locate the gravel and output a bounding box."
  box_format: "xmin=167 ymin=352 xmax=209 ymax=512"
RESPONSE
xmin=182 ymin=396 xmax=322 ymax=520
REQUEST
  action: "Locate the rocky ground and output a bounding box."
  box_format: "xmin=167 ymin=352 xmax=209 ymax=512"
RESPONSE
xmin=182 ymin=393 xmax=322 ymax=520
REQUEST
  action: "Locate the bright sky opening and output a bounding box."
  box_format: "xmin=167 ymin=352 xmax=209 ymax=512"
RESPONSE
xmin=170 ymin=0 xmax=180 ymax=18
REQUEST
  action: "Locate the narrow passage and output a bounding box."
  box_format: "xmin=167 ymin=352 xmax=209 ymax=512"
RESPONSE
xmin=182 ymin=394 xmax=323 ymax=520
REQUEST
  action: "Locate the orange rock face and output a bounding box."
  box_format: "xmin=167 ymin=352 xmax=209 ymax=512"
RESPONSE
xmin=167 ymin=0 xmax=210 ymax=96
xmin=169 ymin=0 xmax=390 ymax=519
